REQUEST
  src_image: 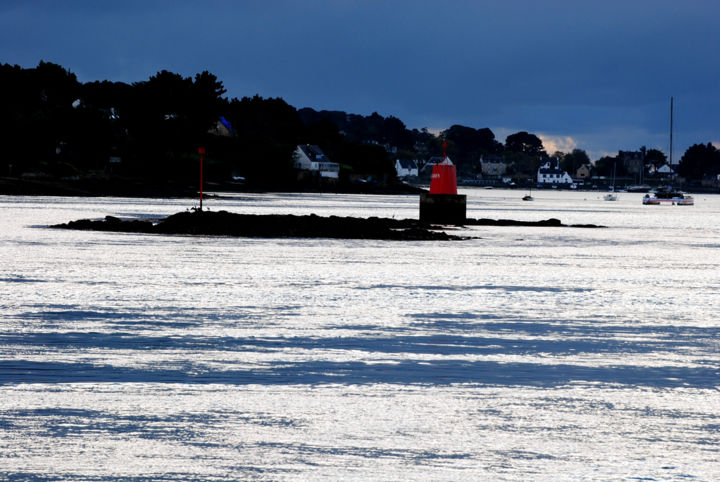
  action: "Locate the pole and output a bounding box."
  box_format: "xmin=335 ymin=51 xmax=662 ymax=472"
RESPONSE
xmin=669 ymin=97 xmax=673 ymax=166
xmin=198 ymin=147 xmax=205 ymax=210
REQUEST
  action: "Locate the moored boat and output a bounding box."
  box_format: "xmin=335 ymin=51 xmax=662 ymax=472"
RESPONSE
xmin=604 ymin=193 xmax=618 ymax=201
xmin=604 ymin=161 xmax=618 ymax=201
xmin=522 ymin=185 xmax=533 ymax=201
xmin=641 ymin=98 xmax=693 ymax=206
xmin=642 ymin=190 xmax=694 ymax=205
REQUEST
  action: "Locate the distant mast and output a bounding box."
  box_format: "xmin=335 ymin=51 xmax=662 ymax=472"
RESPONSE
xmin=198 ymin=147 xmax=205 ymax=210
xmin=669 ymin=96 xmax=673 ymax=165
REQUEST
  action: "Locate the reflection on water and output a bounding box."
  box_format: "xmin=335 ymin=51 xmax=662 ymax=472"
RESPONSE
xmin=1 ymin=191 xmax=719 ymax=479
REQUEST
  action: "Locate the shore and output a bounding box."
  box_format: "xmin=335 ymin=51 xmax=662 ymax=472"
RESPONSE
xmin=0 ymin=176 xmax=425 ymax=197
xmin=3 ymin=175 xmax=716 ymax=198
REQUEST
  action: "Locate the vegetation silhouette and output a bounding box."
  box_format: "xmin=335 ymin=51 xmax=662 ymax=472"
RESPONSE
xmin=1 ymin=61 xmax=718 ymax=195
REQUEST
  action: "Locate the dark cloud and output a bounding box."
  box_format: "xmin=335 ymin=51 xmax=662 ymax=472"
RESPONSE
xmin=1 ymin=0 xmax=718 ymax=158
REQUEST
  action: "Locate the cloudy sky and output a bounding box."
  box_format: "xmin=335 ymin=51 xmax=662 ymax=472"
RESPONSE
xmin=2 ymin=0 xmax=719 ymax=160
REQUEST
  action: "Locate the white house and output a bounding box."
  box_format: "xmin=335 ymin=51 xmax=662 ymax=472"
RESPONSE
xmin=656 ymin=164 xmax=675 ymax=176
xmin=537 ymin=159 xmax=573 ymax=185
xmin=395 ymin=159 xmax=418 ymax=178
xmin=293 ymin=145 xmax=340 ymax=179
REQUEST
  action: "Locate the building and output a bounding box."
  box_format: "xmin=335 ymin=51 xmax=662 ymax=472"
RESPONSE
xmin=293 ymin=145 xmax=340 ymax=179
xmin=395 ymin=159 xmax=418 ymax=178
xmin=576 ymin=163 xmax=591 ymax=179
xmin=619 ymin=150 xmax=644 ymax=176
xmin=419 ymin=157 xmax=444 ymax=178
xmin=480 ymin=157 xmax=507 ymax=178
xmin=209 ymin=116 xmax=234 ymax=137
xmin=537 ymin=159 xmax=573 ymax=186
xmin=654 ymin=163 xmax=678 ymax=181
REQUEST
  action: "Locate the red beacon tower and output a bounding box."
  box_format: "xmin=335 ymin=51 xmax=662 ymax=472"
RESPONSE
xmin=420 ymin=142 xmax=466 ymax=225
xmin=429 ymin=156 xmax=458 ymax=195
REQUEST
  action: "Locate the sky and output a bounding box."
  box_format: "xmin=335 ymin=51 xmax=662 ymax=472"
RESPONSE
xmin=2 ymin=0 xmax=719 ymax=161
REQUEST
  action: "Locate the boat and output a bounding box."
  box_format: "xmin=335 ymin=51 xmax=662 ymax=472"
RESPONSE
xmin=604 ymin=161 xmax=618 ymax=201
xmin=522 ymin=184 xmax=533 ymax=201
xmin=642 ymin=189 xmax=694 ymax=205
xmin=603 ymin=192 xmax=617 ymax=201
xmin=641 ymin=98 xmax=694 ymax=206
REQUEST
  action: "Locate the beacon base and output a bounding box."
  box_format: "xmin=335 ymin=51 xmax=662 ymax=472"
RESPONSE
xmin=419 ymin=193 xmax=467 ymax=225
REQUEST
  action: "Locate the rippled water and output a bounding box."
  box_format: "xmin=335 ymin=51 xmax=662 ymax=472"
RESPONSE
xmin=1 ymin=190 xmax=719 ymax=480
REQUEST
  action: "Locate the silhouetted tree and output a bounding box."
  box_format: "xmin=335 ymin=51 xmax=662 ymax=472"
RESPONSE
xmin=592 ymin=155 xmax=629 ymax=178
xmin=297 ymin=108 xmax=418 ymax=152
xmin=224 ymin=95 xmax=302 ymax=186
xmin=501 ymin=132 xmax=546 ymax=178
xmin=335 ymin=142 xmax=396 ymax=180
xmin=644 ymin=148 xmax=667 ymax=172
xmin=382 ymin=116 xmax=414 ymax=150
xmin=679 ymin=143 xmax=720 ymax=180
xmin=559 ymin=149 xmax=590 ymax=174
xmin=190 ymin=71 xmax=227 ymax=133
xmin=0 ymin=61 xmax=82 ymax=173
xmin=441 ymin=125 xmax=502 ymax=175
xmin=504 ymin=131 xmax=546 ymax=157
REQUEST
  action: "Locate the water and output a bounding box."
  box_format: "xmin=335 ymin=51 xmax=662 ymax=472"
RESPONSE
xmin=1 ymin=189 xmax=719 ymax=480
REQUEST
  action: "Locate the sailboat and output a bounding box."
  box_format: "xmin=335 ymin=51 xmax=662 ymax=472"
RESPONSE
xmin=522 ymin=184 xmax=533 ymax=201
xmin=604 ymin=161 xmax=618 ymax=201
xmin=642 ymin=97 xmax=694 ymax=206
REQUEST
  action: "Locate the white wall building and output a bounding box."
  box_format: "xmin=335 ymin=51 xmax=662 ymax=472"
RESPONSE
xmin=293 ymin=145 xmax=340 ymax=179
xmin=537 ymin=159 xmax=573 ymax=185
xmin=656 ymin=164 xmax=674 ymax=175
xmin=395 ymin=159 xmax=418 ymax=178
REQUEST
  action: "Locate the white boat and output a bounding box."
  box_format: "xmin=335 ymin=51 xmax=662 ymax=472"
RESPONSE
xmin=604 ymin=161 xmax=618 ymax=201
xmin=643 ymin=190 xmax=694 ymax=206
xmin=641 ymin=98 xmax=694 ymax=206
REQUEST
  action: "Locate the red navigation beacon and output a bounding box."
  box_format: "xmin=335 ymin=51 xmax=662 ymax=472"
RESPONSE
xmin=429 ymin=141 xmax=457 ymax=195
xmin=419 ymin=140 xmax=466 ymax=225
xmin=429 ymin=157 xmax=458 ymax=195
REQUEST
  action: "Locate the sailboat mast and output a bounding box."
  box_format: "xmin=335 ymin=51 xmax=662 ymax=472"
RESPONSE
xmin=669 ymin=96 xmax=674 ymax=165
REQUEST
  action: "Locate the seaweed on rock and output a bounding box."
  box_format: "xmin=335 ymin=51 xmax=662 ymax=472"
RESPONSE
xmin=52 ymin=210 xmax=604 ymax=241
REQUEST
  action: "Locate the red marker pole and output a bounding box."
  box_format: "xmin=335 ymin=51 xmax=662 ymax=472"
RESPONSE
xmin=198 ymin=147 xmax=206 ymax=211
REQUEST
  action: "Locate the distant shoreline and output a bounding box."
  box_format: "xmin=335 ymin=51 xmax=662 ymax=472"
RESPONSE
xmin=4 ymin=176 xmax=717 ymax=198
xmin=0 ymin=176 xmax=425 ymax=198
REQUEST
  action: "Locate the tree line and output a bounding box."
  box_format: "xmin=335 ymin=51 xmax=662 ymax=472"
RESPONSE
xmin=1 ymin=61 xmax=718 ymax=190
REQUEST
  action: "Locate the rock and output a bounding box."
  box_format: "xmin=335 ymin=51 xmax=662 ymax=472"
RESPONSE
xmin=465 ymin=217 xmax=604 ymax=228
xmin=54 ymin=210 xmax=463 ymax=241
xmin=52 ymin=211 xmax=604 ymax=240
